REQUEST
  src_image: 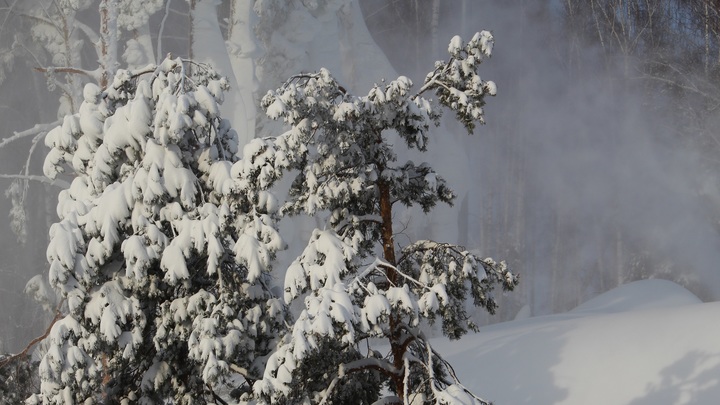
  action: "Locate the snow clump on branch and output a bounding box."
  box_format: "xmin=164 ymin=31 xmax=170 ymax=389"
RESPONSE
xmin=33 ymin=58 xmax=288 ymax=404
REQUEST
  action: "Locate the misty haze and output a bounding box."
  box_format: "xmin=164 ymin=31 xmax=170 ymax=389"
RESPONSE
xmin=0 ymin=0 xmax=719 ymax=404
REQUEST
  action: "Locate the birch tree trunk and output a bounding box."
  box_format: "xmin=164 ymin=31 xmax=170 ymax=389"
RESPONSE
xmin=191 ymin=0 xmax=253 ymax=145
xmin=99 ymin=0 xmax=119 ymax=88
xmin=227 ymin=0 xmax=258 ymax=141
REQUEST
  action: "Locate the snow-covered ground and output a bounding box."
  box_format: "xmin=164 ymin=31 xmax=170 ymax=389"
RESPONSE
xmin=437 ymin=280 xmax=720 ymax=405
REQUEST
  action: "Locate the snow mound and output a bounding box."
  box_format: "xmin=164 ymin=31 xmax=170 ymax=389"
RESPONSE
xmin=435 ymin=279 xmax=720 ymax=405
xmin=570 ymin=279 xmax=701 ymax=314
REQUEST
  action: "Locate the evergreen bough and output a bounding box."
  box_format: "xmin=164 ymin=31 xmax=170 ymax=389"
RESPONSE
xmin=34 ymin=58 xmax=287 ymax=404
xmin=33 ymin=31 xmax=516 ymax=405
xmin=251 ymin=32 xmax=517 ymax=405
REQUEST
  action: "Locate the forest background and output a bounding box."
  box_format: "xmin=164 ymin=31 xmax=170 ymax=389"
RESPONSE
xmin=2 ymin=0 xmax=720 ymax=355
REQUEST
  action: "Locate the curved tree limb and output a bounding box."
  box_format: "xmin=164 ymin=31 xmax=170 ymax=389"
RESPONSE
xmin=0 ymin=300 xmax=64 ymax=370
xmin=0 ymin=121 xmax=59 ymax=150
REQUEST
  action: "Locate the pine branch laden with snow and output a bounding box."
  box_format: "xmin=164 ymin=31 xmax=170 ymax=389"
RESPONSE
xmin=32 ymin=57 xmax=288 ymax=404
xmin=251 ymin=33 xmax=516 ymax=405
xmin=427 ymin=31 xmax=497 ymax=134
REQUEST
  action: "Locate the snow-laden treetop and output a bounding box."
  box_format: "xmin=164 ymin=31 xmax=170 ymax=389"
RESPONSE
xmin=246 ymin=31 xmax=514 ymax=405
xmin=36 ymin=58 xmax=286 ymax=404
xmin=33 ymin=31 xmax=511 ymax=405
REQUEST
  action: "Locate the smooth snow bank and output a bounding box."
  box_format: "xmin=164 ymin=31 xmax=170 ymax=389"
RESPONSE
xmin=437 ymin=280 xmax=720 ymax=405
xmin=570 ymin=279 xmax=701 ymax=314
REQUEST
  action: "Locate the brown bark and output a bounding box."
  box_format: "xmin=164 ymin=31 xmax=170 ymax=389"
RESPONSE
xmin=378 ymin=181 xmax=397 ymax=274
xmin=377 ymin=178 xmax=405 ymax=399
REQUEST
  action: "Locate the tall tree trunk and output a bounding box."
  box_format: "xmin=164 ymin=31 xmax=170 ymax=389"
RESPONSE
xmin=228 ymin=0 xmax=258 ymax=141
xmin=191 ymin=0 xmax=253 ymax=145
xmin=378 ymin=178 xmax=405 ymax=400
xmin=550 ymin=212 xmax=561 ymax=312
xmin=414 ymin=0 xmax=421 ymax=73
xmin=431 ymin=0 xmax=441 ymax=57
xmin=189 ymin=0 xmax=196 ymax=60
xmin=58 ymin=8 xmax=82 ymax=113
xmin=99 ymin=0 xmax=118 ymax=88
xmin=615 ymin=226 xmax=624 ymax=286
xmin=706 ymin=1 xmax=711 ymax=75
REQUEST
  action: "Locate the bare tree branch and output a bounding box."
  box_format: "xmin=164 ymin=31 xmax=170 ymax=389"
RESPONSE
xmin=0 ymin=174 xmax=69 ymax=188
xmin=33 ymin=66 xmax=99 ymax=79
xmin=0 ymin=121 xmax=59 ymax=150
xmin=0 ymin=300 xmax=64 ymax=370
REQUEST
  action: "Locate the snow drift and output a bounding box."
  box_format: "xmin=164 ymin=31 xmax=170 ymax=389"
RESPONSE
xmin=437 ymin=280 xmax=720 ymax=405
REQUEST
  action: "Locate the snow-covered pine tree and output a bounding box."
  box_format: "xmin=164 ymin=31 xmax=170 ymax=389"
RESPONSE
xmin=249 ymin=32 xmax=517 ymax=404
xmin=31 ymin=58 xmax=287 ymax=404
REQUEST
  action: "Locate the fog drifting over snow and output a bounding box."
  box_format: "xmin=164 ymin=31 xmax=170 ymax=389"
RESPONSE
xmin=363 ymin=0 xmax=720 ymax=313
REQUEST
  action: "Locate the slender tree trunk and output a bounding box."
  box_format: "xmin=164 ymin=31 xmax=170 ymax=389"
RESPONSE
xmin=615 ymin=226 xmax=624 ymax=286
xmin=228 ymin=0 xmax=258 ymax=141
xmin=189 ymin=0 xmax=196 ymax=61
xmin=717 ymin=28 xmax=720 ymax=67
xmin=191 ymin=0 xmax=253 ymax=145
xmin=706 ymin=1 xmax=711 ymax=76
xmin=378 ymin=178 xmax=405 ymax=400
xmin=414 ymin=0 xmax=421 ymax=74
xmin=513 ymin=139 xmax=526 ymax=317
xmin=57 ymin=8 xmax=83 ymax=113
xmin=596 ymin=218 xmax=607 ymax=294
xmin=376 ymin=128 xmax=403 ymax=399
xmin=99 ymin=0 xmax=118 ymax=88
xmin=590 ymin=0 xmax=607 ymax=61
xmin=550 ymin=212 xmax=561 ymax=312
xmin=431 ymin=0 xmax=441 ymax=55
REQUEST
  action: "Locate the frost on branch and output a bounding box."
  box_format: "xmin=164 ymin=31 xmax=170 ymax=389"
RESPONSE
xmin=252 ymin=33 xmax=516 ymax=405
xmin=34 ymin=58 xmax=288 ymax=404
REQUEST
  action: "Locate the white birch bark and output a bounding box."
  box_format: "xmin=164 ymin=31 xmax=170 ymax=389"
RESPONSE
xmin=227 ymin=0 xmax=258 ymax=142
xmin=191 ymin=0 xmax=253 ymax=146
xmin=99 ymin=0 xmax=119 ymax=88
